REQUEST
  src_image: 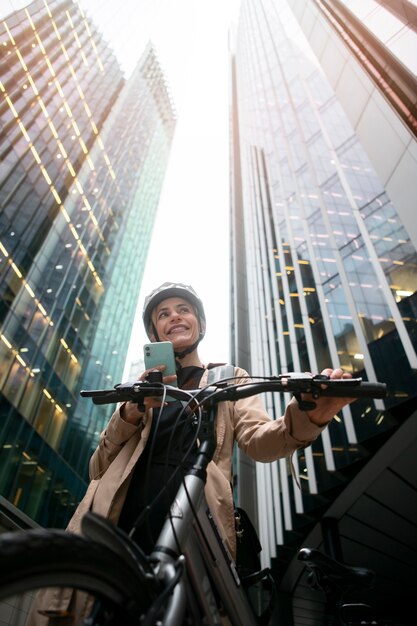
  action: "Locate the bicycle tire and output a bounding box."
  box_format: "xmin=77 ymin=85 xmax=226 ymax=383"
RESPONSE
xmin=0 ymin=528 xmax=157 ymax=625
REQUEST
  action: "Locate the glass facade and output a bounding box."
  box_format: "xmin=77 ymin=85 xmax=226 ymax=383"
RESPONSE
xmin=0 ymin=0 xmax=175 ymax=527
xmin=230 ymin=0 xmax=417 ymax=564
xmin=287 ymin=0 xmax=417 ymax=247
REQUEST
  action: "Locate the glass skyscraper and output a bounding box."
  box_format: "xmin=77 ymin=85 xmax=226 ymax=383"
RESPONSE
xmin=230 ymin=0 xmax=416 ymax=578
xmin=0 ymin=0 xmax=175 ymax=528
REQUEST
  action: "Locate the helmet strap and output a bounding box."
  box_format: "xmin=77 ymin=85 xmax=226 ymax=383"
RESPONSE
xmin=150 ymin=323 xmax=160 ymax=342
xmin=174 ymin=334 xmax=204 ymax=360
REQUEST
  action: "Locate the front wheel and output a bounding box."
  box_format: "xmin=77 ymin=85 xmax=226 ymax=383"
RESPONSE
xmin=0 ymin=528 xmax=157 ymax=625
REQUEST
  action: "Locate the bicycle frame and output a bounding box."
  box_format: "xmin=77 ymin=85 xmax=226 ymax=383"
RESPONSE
xmin=146 ymin=443 xmax=259 ymax=625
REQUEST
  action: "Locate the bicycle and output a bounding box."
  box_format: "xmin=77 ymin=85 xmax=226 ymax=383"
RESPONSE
xmin=0 ymin=372 xmax=387 ymax=626
xmin=297 ymin=546 xmax=403 ymax=625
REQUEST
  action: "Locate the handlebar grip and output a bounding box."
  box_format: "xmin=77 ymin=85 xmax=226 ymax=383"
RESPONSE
xmin=320 ymin=381 xmax=387 ymax=399
xmin=91 ymin=394 xmax=122 ymax=405
xmin=80 ymin=389 xmax=135 ymax=405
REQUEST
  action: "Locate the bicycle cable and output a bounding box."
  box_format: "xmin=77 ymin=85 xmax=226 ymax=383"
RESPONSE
xmin=128 ymin=385 xmax=203 ymax=546
xmin=140 ymin=556 xmax=185 ymax=626
xmin=128 ymin=376 xmax=242 ymax=555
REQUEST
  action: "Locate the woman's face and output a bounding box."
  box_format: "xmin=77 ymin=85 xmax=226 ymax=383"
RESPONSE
xmin=151 ymin=297 xmax=203 ymax=351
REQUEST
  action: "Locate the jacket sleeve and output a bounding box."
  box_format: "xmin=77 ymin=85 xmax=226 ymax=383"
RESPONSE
xmin=232 ymin=368 xmax=328 ymax=462
xmin=89 ymin=404 xmax=145 ymax=479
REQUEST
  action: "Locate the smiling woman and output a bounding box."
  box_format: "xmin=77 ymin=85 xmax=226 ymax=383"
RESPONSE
xmin=152 ymin=299 xmax=202 ymax=349
xmin=143 ymin=282 xmax=207 ymax=360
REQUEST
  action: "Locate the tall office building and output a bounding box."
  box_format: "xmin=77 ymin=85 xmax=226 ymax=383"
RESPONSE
xmin=230 ymin=0 xmax=416 ymax=575
xmin=288 ymin=0 xmax=417 ymax=252
xmin=0 ymin=0 xmax=176 ymax=528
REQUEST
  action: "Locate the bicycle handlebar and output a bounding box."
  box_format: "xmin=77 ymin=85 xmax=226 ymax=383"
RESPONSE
xmin=80 ymin=373 xmax=387 ymax=407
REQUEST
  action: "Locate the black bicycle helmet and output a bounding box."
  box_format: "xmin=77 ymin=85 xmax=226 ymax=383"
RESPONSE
xmin=142 ymin=282 xmax=206 ymax=357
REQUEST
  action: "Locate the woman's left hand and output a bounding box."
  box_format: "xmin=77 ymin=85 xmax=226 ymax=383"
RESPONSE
xmin=304 ymin=368 xmax=354 ymax=426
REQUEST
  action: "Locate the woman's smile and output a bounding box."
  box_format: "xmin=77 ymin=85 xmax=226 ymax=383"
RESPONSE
xmin=153 ymin=297 xmax=200 ymax=348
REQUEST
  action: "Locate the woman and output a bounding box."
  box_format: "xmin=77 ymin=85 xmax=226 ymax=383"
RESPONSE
xmin=28 ymin=282 xmax=353 ymax=625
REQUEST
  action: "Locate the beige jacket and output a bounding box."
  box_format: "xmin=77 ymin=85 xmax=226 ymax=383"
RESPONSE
xmin=27 ymin=365 xmax=326 ymax=624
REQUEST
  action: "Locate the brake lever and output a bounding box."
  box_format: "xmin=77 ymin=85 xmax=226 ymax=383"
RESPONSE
xmin=289 ymin=373 xmax=329 ymax=410
xmin=274 ymin=373 xmax=326 ymax=409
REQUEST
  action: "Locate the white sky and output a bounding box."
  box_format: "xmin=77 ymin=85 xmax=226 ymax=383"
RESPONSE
xmin=120 ymin=1 xmax=241 ymax=371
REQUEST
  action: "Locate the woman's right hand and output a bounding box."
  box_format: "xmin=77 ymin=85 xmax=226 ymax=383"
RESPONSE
xmin=120 ymin=365 xmax=177 ymax=425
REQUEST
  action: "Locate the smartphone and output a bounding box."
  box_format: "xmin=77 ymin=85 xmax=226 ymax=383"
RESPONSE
xmin=143 ymin=341 xmax=178 ymax=399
